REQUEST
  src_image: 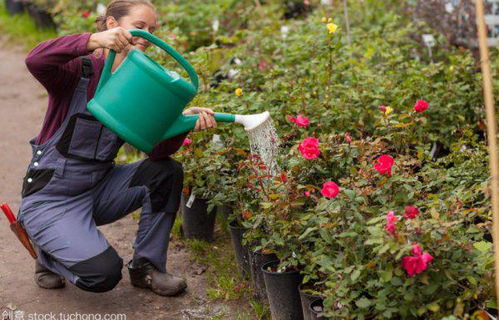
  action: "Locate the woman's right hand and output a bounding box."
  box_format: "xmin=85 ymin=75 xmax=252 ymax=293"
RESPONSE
xmin=87 ymin=27 xmax=134 ymax=53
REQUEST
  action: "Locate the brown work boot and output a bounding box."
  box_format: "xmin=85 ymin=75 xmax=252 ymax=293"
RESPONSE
xmin=34 ymin=261 xmax=65 ymax=289
xmin=127 ymin=260 xmax=187 ymax=296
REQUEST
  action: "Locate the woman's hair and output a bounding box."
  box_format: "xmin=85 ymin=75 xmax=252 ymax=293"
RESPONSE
xmin=95 ymin=0 xmax=156 ymax=32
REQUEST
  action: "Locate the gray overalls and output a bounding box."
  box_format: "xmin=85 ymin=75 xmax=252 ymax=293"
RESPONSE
xmin=17 ymin=56 xmax=184 ymax=292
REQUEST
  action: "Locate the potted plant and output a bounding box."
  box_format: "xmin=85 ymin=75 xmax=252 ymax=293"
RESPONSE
xmin=262 ymin=260 xmax=304 ymax=320
xmin=5 ymin=0 xmax=25 ymax=15
xmin=174 ymin=134 xmax=228 ymax=242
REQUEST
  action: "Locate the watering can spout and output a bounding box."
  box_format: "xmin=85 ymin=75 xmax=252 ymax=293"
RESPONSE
xmin=161 ymin=111 xmax=272 ymax=140
xmin=161 ymin=113 xmax=238 ymax=140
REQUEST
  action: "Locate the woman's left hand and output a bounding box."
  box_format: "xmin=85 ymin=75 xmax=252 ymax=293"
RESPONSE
xmin=183 ymin=107 xmax=217 ymax=131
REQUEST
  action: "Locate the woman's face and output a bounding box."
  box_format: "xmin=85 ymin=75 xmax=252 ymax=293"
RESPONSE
xmin=112 ymin=4 xmax=158 ymax=52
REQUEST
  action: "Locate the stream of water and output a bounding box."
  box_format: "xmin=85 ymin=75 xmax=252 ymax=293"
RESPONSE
xmin=247 ymin=116 xmax=281 ymax=176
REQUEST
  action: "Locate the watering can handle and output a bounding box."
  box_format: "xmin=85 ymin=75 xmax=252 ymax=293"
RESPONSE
xmin=96 ymin=29 xmax=199 ymax=94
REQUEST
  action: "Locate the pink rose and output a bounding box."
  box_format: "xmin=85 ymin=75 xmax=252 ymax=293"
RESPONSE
xmin=374 ymin=154 xmax=394 ymax=177
xmin=182 ymin=138 xmax=192 ymax=146
xmin=379 ymin=105 xmax=387 ymax=112
xmin=413 ymin=100 xmax=429 ymax=113
xmin=345 ymin=132 xmax=352 ymax=143
xmin=404 ymin=206 xmax=419 ymax=219
xmin=321 ymin=181 xmax=340 ymax=199
xmin=304 ymin=191 xmax=311 ymax=197
xmin=298 ymin=137 xmax=321 ymax=159
xmin=386 ymin=211 xmax=397 ymax=224
xmin=288 ymin=114 xmax=310 ymax=127
xmin=258 ymin=59 xmax=269 ymax=71
xmin=402 ymin=244 xmax=434 ymax=277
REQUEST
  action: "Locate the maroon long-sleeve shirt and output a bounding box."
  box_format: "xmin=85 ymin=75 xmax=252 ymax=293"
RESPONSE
xmin=25 ymin=32 xmax=188 ymax=161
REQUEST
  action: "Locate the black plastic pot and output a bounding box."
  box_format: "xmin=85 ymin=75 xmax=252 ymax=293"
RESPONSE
xmin=228 ymin=220 xmax=250 ymax=279
xmin=309 ymin=299 xmax=327 ymax=320
xmin=248 ymin=249 xmax=277 ymax=303
xmin=217 ymin=203 xmax=233 ymax=220
xmin=262 ymin=260 xmax=304 ymax=320
xmin=5 ymin=0 xmax=24 ymax=15
xmin=26 ymin=3 xmax=56 ymax=30
xmin=299 ymin=284 xmax=322 ymax=320
xmin=181 ymin=194 xmax=217 ymax=242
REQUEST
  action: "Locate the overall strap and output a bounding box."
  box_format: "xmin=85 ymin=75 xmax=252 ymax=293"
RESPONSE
xmin=81 ymin=56 xmax=94 ymax=79
xmin=67 ymin=55 xmax=94 ymax=116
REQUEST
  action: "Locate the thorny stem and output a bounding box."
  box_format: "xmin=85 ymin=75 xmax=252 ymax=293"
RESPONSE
xmin=250 ymin=157 xmax=270 ymax=201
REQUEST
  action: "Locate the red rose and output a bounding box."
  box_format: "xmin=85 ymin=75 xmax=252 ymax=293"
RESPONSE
xmin=385 ymin=223 xmax=396 ymax=234
xmin=280 ymin=172 xmax=287 ymax=182
xmin=379 ymin=105 xmax=387 ymax=112
xmin=82 ymin=10 xmax=91 ymax=18
xmin=402 ymin=244 xmax=434 ymax=277
xmin=288 ymin=114 xmax=310 ymax=127
xmin=404 ymin=206 xmax=419 ymax=219
xmin=298 ymin=137 xmax=321 ymax=159
xmin=413 ymin=100 xmax=429 ymax=113
xmin=374 ymin=154 xmax=394 ymax=177
xmin=321 ymin=181 xmax=340 ymax=198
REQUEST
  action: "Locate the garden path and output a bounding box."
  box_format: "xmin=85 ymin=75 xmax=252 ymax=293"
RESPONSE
xmin=0 ymin=42 xmax=232 ymax=320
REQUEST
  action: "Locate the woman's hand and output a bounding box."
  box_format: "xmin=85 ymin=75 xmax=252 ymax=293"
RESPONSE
xmin=87 ymin=27 xmax=134 ymax=53
xmin=183 ymin=107 xmax=217 ymax=131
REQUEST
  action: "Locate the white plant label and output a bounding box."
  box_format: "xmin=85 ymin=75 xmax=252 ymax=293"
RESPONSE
xmin=422 ymin=34 xmax=436 ymax=47
xmin=186 ymin=194 xmax=195 ymax=208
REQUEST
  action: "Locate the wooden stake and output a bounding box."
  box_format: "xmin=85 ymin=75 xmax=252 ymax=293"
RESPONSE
xmin=343 ymin=0 xmax=352 ymax=47
xmin=476 ymin=0 xmax=499 ymax=308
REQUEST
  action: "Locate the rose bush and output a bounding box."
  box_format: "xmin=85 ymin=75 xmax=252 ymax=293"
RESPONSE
xmin=53 ymin=0 xmax=497 ymax=318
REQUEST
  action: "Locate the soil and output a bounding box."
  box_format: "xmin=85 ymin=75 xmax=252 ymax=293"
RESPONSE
xmin=0 ymin=42 xmax=243 ymax=320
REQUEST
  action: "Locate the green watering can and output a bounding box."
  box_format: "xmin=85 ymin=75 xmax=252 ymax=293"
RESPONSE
xmin=87 ymin=29 xmax=269 ymax=153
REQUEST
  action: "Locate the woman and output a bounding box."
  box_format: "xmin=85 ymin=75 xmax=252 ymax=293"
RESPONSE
xmin=18 ymin=0 xmax=216 ymax=296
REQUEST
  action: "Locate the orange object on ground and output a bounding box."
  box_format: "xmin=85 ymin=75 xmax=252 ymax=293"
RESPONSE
xmin=1 ymin=203 xmax=38 ymax=259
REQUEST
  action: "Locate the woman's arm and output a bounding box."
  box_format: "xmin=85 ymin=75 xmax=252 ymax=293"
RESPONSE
xmin=25 ymin=28 xmax=133 ymax=95
xmin=25 ymin=33 xmax=94 ymax=94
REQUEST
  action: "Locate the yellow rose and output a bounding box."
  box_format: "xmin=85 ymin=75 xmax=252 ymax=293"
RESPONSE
xmin=235 ymin=88 xmax=243 ymax=96
xmin=321 ymin=17 xmax=327 ymax=23
xmin=328 ymin=17 xmax=333 ymax=22
xmin=327 ymin=23 xmax=338 ymax=34
xmin=385 ymin=106 xmax=393 ymax=115
xmin=449 ymin=65 xmax=454 ymax=72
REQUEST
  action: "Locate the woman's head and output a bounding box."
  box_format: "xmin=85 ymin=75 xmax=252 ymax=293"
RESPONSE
xmin=95 ymin=0 xmax=158 ymax=52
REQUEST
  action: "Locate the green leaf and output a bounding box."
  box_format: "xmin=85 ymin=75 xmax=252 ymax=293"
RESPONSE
xmin=365 ymin=238 xmax=384 ymax=245
xmin=473 ymin=241 xmax=492 ymax=253
xmin=380 ymin=270 xmax=392 ymax=282
xmin=351 ymin=270 xmax=361 ymax=281
xmin=356 ymin=297 xmax=372 ymax=309
xmin=299 ymin=227 xmax=318 ymax=240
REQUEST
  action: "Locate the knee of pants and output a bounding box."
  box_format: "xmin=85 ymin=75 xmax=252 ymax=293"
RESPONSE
xmin=168 ymin=159 xmax=184 ymax=184
xmin=129 ymin=158 xmax=184 ymax=212
xmin=69 ymin=246 xmax=123 ymax=293
xmin=133 ymin=158 xmax=183 ymax=185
